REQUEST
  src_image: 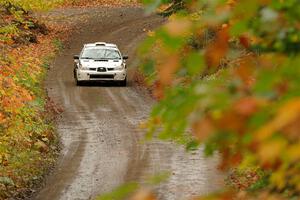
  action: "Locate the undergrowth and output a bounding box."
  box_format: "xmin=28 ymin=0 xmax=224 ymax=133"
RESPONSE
xmin=0 ymin=35 xmax=63 ymax=199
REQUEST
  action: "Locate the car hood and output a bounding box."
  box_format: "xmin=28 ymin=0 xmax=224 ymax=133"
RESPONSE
xmin=79 ymin=59 xmax=123 ymax=68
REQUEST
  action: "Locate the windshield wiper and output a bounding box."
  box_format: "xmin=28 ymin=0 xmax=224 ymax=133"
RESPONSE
xmin=81 ymin=57 xmax=92 ymax=59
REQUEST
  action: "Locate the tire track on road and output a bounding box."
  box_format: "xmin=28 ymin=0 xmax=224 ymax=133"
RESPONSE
xmin=34 ymin=7 xmax=224 ymax=200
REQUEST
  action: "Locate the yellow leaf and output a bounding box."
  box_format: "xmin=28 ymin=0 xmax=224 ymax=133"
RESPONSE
xmin=255 ymin=98 xmax=300 ymax=141
xmin=270 ymin=168 xmax=286 ymax=190
xmin=147 ymin=30 xmax=155 ymax=37
xmin=286 ymin=143 xmax=300 ymax=162
xmin=257 ymin=139 xmax=286 ymax=165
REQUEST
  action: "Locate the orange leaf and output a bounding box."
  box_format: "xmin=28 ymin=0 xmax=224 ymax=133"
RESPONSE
xmin=205 ymin=27 xmax=229 ymax=68
xmin=192 ymin=117 xmax=215 ymax=141
xmin=153 ymin=81 xmax=165 ymax=100
xmin=233 ymin=97 xmax=262 ymax=117
xmin=165 ymin=18 xmax=192 ymax=37
xmin=157 ymin=54 xmax=180 ymax=86
xmin=234 ymin=56 xmax=256 ymax=86
xmin=0 ymin=112 xmax=6 ymax=124
xmin=239 ymin=35 xmax=250 ymax=48
xmin=131 ymin=189 xmax=157 ymax=200
xmin=216 ymin=111 xmax=246 ymax=133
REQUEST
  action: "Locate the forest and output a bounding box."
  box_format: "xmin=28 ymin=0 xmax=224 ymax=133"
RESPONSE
xmin=1 ymin=0 xmax=300 ymax=199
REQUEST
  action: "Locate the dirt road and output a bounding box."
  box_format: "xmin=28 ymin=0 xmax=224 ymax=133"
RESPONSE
xmin=34 ymin=7 xmax=223 ymax=200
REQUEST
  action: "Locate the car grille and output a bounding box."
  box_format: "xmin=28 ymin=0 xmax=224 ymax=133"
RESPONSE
xmin=97 ymin=67 xmax=106 ymax=72
xmin=90 ymin=74 xmax=114 ymax=79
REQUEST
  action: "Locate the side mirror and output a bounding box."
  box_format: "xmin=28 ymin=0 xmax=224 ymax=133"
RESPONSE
xmin=122 ymin=55 xmax=129 ymax=60
xmin=73 ymin=55 xmax=79 ymax=60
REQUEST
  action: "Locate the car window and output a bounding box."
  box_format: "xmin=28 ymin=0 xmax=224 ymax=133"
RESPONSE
xmin=81 ymin=48 xmax=121 ymax=59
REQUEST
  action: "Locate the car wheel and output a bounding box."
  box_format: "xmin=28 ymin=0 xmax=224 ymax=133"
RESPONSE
xmin=119 ymin=77 xmax=127 ymax=87
xmin=76 ymin=79 xmax=82 ymax=86
xmin=73 ymin=68 xmax=76 ymax=79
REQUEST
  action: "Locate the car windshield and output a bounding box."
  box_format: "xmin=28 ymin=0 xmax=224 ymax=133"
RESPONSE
xmin=81 ymin=48 xmax=121 ymax=60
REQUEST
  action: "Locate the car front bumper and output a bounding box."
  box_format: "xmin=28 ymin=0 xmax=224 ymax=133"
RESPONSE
xmin=76 ymin=69 xmax=126 ymax=81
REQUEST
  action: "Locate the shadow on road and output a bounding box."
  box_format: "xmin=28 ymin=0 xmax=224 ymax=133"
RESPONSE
xmin=77 ymin=81 xmax=131 ymax=87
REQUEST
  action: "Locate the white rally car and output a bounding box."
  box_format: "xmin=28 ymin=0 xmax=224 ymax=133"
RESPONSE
xmin=73 ymin=42 xmax=128 ymax=86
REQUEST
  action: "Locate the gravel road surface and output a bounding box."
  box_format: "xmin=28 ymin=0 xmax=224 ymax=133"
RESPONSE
xmin=33 ymin=7 xmax=224 ymax=200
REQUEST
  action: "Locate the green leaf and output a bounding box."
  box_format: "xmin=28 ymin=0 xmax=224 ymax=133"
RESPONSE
xmin=96 ymin=182 xmax=139 ymax=200
xmin=186 ymin=140 xmax=200 ymax=151
xmin=157 ymin=29 xmax=186 ymax=51
xmin=186 ymin=52 xmax=205 ymax=75
xmin=230 ymin=20 xmax=248 ymax=36
xmin=147 ymin=171 xmax=171 ymax=185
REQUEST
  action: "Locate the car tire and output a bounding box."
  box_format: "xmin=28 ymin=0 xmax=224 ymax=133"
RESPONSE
xmin=76 ymin=79 xmax=82 ymax=86
xmin=119 ymin=77 xmax=127 ymax=87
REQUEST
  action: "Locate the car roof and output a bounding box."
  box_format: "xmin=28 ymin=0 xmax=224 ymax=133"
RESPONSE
xmin=84 ymin=42 xmax=118 ymax=49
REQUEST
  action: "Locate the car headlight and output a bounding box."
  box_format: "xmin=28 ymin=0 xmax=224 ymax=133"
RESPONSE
xmin=114 ymin=64 xmax=125 ymax=71
xmin=78 ymin=63 xmax=89 ymax=70
xmin=81 ymin=66 xmax=89 ymax=70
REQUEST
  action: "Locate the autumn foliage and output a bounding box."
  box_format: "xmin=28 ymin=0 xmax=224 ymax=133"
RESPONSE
xmin=0 ymin=1 xmax=68 ymax=198
xmin=139 ymin=0 xmax=300 ymax=199
xmin=61 ymin=0 xmax=140 ymax=7
xmin=0 ymin=35 xmax=65 ymax=199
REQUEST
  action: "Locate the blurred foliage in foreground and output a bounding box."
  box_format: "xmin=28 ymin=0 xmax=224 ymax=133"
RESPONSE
xmin=138 ymin=0 xmax=300 ymax=199
xmin=97 ymin=172 xmax=170 ymax=200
